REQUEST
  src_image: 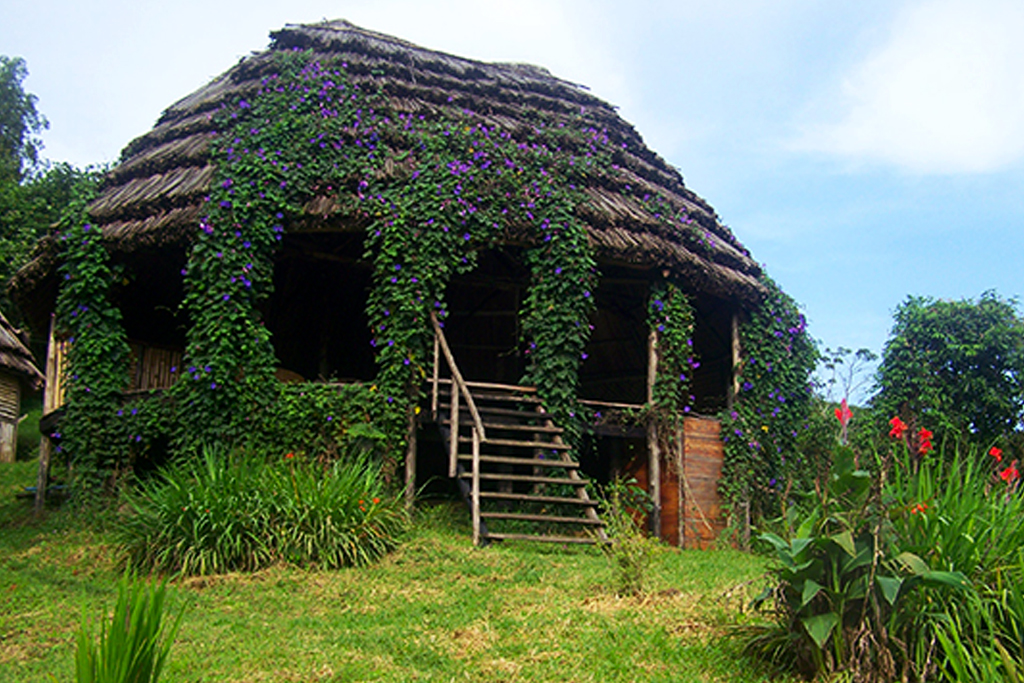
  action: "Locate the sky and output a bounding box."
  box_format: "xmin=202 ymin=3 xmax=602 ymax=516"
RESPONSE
xmin=3 ymin=0 xmax=1023 ymax=402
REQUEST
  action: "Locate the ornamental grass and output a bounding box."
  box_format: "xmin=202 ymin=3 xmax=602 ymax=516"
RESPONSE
xmin=118 ymin=447 xmax=406 ymax=576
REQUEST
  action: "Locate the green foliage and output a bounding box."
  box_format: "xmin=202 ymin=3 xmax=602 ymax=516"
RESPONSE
xmin=721 ymin=276 xmax=817 ymax=538
xmin=74 ymin=574 xmax=184 ymax=683
xmin=55 ymin=188 xmax=132 ymax=498
xmin=647 ymin=281 xmax=697 ymax=413
xmin=874 ymin=291 xmax=1024 ymax=445
xmin=597 ymin=478 xmax=657 ymax=597
xmin=0 ymin=55 xmax=47 ymax=182
xmin=118 ymin=446 xmax=407 ymax=575
xmin=747 ymin=446 xmax=971 ymax=682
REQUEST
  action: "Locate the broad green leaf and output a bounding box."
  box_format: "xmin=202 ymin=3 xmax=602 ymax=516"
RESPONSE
xmin=790 ymin=537 xmax=813 ymax=558
xmin=801 ymin=612 xmax=839 ymax=649
xmin=759 ymin=532 xmax=789 ymax=554
xmin=876 ymin=576 xmax=903 ymax=605
xmin=801 ymin=579 xmax=825 ymax=608
xmin=830 ymin=530 xmax=856 ymax=557
xmin=921 ymin=570 xmax=972 ymax=592
xmin=896 ymin=552 xmax=931 ymax=575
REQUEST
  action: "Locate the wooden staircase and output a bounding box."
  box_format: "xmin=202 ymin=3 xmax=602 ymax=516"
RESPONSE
xmin=429 ymin=313 xmax=607 ymax=546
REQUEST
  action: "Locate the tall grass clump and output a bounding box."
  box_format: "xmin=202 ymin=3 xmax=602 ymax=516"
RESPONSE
xmin=596 ymin=478 xmax=657 ymax=597
xmin=118 ymin=448 xmax=406 ymax=575
xmin=74 ymin=574 xmax=184 ymax=683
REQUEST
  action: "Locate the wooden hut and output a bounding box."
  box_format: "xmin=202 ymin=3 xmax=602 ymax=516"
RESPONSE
xmin=0 ymin=310 xmax=43 ymax=463
xmin=11 ymin=20 xmax=769 ymax=546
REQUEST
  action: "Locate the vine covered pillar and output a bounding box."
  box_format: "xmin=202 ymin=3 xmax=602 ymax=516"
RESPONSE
xmin=646 ymin=325 xmax=662 ymax=539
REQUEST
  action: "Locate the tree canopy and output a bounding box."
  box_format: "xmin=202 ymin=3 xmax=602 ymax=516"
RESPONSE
xmin=0 ymin=55 xmax=47 ymax=183
xmin=873 ymin=292 xmax=1024 ymax=444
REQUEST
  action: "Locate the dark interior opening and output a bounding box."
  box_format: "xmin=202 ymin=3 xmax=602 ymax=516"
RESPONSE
xmin=689 ymin=292 xmax=734 ymax=414
xmin=116 ymin=247 xmax=188 ymax=348
xmin=579 ymin=270 xmax=649 ymax=404
xmin=443 ymin=248 xmax=528 ymax=385
xmin=266 ymin=233 xmax=375 ymax=382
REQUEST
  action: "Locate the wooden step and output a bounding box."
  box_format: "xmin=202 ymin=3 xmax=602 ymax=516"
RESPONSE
xmin=458 ymin=454 xmax=579 ymax=469
xmin=460 ymin=472 xmax=588 ymax=486
xmin=438 ymin=403 xmax=550 ymax=421
xmin=442 ymin=419 xmax=563 ymax=434
xmin=439 ymin=389 xmax=542 ymax=404
xmin=480 ymin=512 xmax=604 ymax=526
xmin=479 ymin=491 xmax=599 ymax=507
xmin=483 ymin=532 xmax=597 ymax=545
xmin=458 ymin=437 xmax=570 ymax=450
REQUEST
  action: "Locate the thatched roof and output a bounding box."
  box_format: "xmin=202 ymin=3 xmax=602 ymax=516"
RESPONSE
xmin=11 ymin=20 xmax=765 ymax=328
xmin=0 ymin=309 xmax=43 ymax=387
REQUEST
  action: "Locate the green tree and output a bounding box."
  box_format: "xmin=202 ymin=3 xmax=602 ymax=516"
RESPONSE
xmin=0 ymin=55 xmax=47 ymax=182
xmin=873 ymin=292 xmax=1024 ymax=444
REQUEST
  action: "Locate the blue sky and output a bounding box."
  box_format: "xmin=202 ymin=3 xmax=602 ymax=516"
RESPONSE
xmin=3 ymin=0 xmax=1023 ymax=402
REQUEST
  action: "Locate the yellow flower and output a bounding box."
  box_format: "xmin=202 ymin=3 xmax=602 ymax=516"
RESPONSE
xmin=761 ymin=425 xmax=769 ymax=432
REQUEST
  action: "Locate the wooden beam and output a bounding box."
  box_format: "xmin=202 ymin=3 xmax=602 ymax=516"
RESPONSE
xmin=404 ymin=402 xmax=417 ymax=511
xmin=728 ymin=311 xmax=741 ymax=411
xmin=646 ymin=326 xmax=662 ymax=540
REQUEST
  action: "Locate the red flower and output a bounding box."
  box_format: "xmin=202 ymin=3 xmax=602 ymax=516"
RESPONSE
xmin=910 ymin=502 xmax=928 ymax=515
xmin=989 ymin=446 xmax=1004 ymax=463
xmin=1000 ymin=460 xmax=1019 ymax=484
xmin=372 ymin=497 xmax=381 ymax=504
xmin=916 ymin=428 xmax=934 ymax=456
xmin=284 ymin=452 xmax=295 ymax=460
xmin=834 ymin=398 xmax=852 ymax=428
xmin=889 ymin=416 xmax=908 ymax=440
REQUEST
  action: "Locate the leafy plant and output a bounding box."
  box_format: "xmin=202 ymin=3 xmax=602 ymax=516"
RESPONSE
xmin=118 ymin=445 xmax=406 ymax=575
xmin=597 ymin=477 xmax=657 ymax=597
xmin=74 ymin=573 xmax=184 ymax=683
xmin=746 ymin=445 xmax=971 ymax=682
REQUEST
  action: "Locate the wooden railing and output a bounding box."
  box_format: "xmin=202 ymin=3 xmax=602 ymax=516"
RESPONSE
xmin=429 ymin=311 xmax=487 ymax=545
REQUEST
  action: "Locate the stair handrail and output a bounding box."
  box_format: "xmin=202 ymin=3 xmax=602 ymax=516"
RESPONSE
xmin=429 ymin=311 xmax=487 ymax=440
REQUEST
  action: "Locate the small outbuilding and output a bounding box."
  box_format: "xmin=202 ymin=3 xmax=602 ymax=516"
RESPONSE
xmin=0 ymin=310 xmax=43 ymax=462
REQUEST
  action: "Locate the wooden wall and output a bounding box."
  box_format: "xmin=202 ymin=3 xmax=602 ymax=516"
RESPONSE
xmin=625 ymin=415 xmax=726 ymax=549
xmin=0 ymin=371 xmax=20 ymax=463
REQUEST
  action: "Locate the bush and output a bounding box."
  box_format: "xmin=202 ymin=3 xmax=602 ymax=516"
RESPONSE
xmin=74 ymin=574 xmax=184 ymax=683
xmin=118 ymin=447 xmax=406 ymax=575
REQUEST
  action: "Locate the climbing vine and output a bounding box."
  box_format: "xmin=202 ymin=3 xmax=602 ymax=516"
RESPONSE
xmin=54 ymin=45 xmax=783 ymax=501
xmin=647 ymin=281 xmax=697 ymax=414
xmin=719 ymin=276 xmax=817 ymax=540
xmin=54 ymin=206 xmax=132 ymax=496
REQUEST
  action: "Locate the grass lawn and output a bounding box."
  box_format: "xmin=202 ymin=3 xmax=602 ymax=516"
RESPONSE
xmin=0 ymin=459 xmax=790 ymax=682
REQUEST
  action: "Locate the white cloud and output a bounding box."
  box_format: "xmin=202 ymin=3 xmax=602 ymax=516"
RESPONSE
xmin=794 ymin=0 xmax=1024 ymax=174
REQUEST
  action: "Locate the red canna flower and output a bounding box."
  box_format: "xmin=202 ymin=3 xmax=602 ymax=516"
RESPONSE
xmin=916 ymin=428 xmax=934 ymax=456
xmin=889 ymin=416 xmax=908 ymax=440
xmin=834 ymin=398 xmax=852 ymax=428
xmin=1000 ymin=460 xmax=1019 ymax=484
xmin=989 ymin=446 xmax=1003 ymax=463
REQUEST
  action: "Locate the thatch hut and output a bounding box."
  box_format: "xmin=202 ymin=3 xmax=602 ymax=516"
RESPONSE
xmin=11 ymin=20 xmax=773 ymax=546
xmin=0 ymin=309 xmax=43 ymax=462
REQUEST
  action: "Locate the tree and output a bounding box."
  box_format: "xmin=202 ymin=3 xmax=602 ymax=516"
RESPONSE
xmin=873 ymin=292 xmax=1024 ymax=444
xmin=0 ymin=55 xmax=47 ymax=182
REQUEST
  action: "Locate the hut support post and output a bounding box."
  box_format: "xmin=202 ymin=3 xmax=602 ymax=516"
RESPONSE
xmin=404 ymin=402 xmax=417 ymax=511
xmin=728 ymin=312 xmax=740 ymax=410
xmin=647 ymin=327 xmax=662 ymax=540
xmin=34 ymin=316 xmax=59 ymax=516
xmin=676 ymin=422 xmax=684 ymax=548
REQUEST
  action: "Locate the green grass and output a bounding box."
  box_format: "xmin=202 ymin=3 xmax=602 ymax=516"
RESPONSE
xmin=1 ymin=464 xmax=790 ymax=682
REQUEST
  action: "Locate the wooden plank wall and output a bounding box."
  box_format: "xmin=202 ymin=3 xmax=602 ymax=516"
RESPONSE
xmin=0 ymin=372 xmax=20 ymax=463
xmin=624 ymin=415 xmax=725 ymax=548
xmin=44 ymin=337 xmax=182 ymax=414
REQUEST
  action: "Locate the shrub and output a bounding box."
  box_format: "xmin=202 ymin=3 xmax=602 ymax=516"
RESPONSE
xmin=118 ymin=447 xmax=406 ymax=575
xmin=74 ymin=574 xmax=184 ymax=683
xmin=597 ymin=478 xmax=656 ymax=597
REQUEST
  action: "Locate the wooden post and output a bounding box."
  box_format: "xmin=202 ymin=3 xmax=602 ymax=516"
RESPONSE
xmin=647 ymin=327 xmax=662 ymax=540
xmin=33 ymin=436 xmax=51 ymax=517
xmin=676 ymin=422 xmax=685 ymax=549
xmin=471 ymin=428 xmax=481 ymax=547
xmin=448 ymin=382 xmax=460 ymax=478
xmin=431 ymin=334 xmax=440 ymax=419
xmin=35 ymin=316 xmax=59 ymax=516
xmin=728 ymin=312 xmax=741 ymax=410
xmin=404 ymin=402 xmax=417 ymax=511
